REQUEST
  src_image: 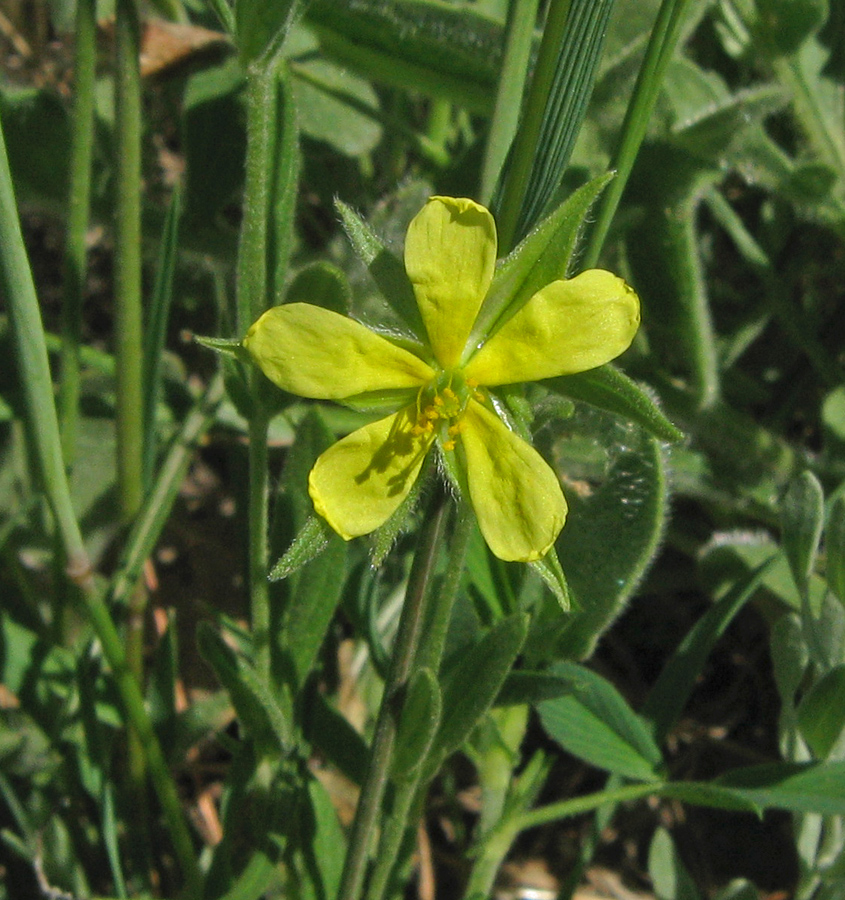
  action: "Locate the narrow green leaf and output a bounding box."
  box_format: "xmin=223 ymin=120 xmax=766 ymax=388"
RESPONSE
xmin=392 ymin=667 xmax=442 ymax=780
xmin=335 ymin=198 xmax=426 ymax=338
xmin=304 ymin=778 xmax=347 ymax=899
xmin=537 ymin=661 xmax=663 ymax=782
xmin=281 ymin=537 xmax=347 ymax=688
xmin=797 ymin=664 xmax=845 ymax=759
xmin=827 ymin=496 xmax=845 ymax=606
xmin=197 ymin=622 xmax=292 ymax=753
xmin=548 ymin=428 xmax=669 ymax=661
xmin=269 ymin=69 xmax=300 ymax=300
xmin=303 ymin=686 xmax=369 ymax=786
xmin=781 ymin=471 xmax=825 ymax=599
xmin=642 ymin=556 xmax=777 ymax=743
xmin=514 ymin=0 xmax=617 ymax=240
xmin=549 ymin=364 xmax=684 ymax=444
xmin=715 ymin=761 xmax=845 ymax=816
xmin=427 ymin=613 xmax=528 ymax=773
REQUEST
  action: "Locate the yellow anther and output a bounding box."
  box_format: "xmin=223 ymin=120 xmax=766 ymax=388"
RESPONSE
xmin=433 ymin=395 xmax=444 ymax=407
xmin=442 ymin=387 xmax=458 ymax=401
xmin=442 ymin=439 xmax=456 ymax=451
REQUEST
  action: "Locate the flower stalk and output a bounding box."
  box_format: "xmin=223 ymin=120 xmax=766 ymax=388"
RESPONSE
xmin=338 ymin=483 xmax=453 ymax=900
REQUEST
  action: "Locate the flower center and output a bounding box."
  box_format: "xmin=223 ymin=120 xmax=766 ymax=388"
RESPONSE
xmin=411 ymin=370 xmax=479 ymax=451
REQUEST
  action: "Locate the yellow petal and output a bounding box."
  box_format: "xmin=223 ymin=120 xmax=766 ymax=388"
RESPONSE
xmin=460 ymin=400 xmax=567 ymax=562
xmin=404 ymin=197 xmax=497 ymax=369
xmin=309 ymin=407 xmax=434 ymax=539
xmin=244 ymin=303 xmax=434 ymax=399
xmin=463 ymin=270 xmax=640 ymax=386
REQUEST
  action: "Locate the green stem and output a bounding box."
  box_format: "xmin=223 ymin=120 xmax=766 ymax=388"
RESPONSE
xmin=480 ymin=0 xmax=541 ymax=205
xmin=495 ymin=0 xmax=572 ymax=253
xmin=237 ymin=62 xmax=278 ymax=682
xmin=365 ymin=502 xmax=475 ymax=900
xmin=114 ymin=0 xmax=145 ymax=523
xmin=0 ymin=114 xmax=201 ymax=897
xmin=59 ymin=0 xmax=96 ymax=466
xmin=114 ymin=0 xmax=149 ymax=864
xmin=338 ymin=484 xmax=452 ymax=900
xmin=466 ymin=783 xmax=661 ymax=899
xmin=582 ymin=0 xmax=694 ymax=268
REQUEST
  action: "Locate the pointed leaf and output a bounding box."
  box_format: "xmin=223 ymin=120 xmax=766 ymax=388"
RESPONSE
xmin=549 ymin=365 xmax=683 ymax=443
xmin=714 ymin=762 xmax=845 ymax=815
xmin=797 ymin=664 xmax=845 ymax=759
xmin=781 ymin=471 xmax=824 ymax=599
xmin=538 ymin=661 xmax=663 ymax=782
xmin=393 ymin=667 xmax=442 ymax=780
xmin=471 ymin=173 xmax=614 ymax=350
xmin=335 ymin=198 xmax=426 ymax=338
xmin=427 ymin=613 xmax=528 ymax=773
xmin=827 ymin=497 xmax=845 ymax=606
xmin=642 ymin=557 xmax=777 ymax=743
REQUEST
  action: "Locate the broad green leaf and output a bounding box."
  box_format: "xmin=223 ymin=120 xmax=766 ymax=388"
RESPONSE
xmin=537 ymin=661 xmax=663 ymax=782
xmin=549 ymin=364 xmax=684 ymax=444
xmin=649 ymin=827 xmax=701 ymax=900
xmin=291 ymin=58 xmax=382 ymax=156
xmin=0 ymin=86 xmax=71 ymax=206
xmin=781 ymin=471 xmax=825 ymax=599
xmin=755 ymin=0 xmax=828 ymax=55
xmin=529 ymin=409 xmax=668 ymax=662
xmin=182 ymin=59 xmax=247 ymax=222
xmin=426 ymin=613 xmax=528 ymax=774
xmin=642 ymin=557 xmax=777 ymax=743
xmin=797 ymin=664 xmax=845 ymax=759
xmin=392 ymin=668 xmax=442 ymax=780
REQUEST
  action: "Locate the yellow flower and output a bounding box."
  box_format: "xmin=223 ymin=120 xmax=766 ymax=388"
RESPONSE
xmin=244 ymin=197 xmax=639 ymax=562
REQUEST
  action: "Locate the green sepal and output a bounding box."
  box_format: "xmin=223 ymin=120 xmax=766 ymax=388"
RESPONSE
xmin=368 ymin=455 xmax=433 ymax=568
xmin=392 ymin=667 xmax=442 ymax=781
xmin=195 ymin=334 xmax=252 ymax=362
xmin=269 ymin=515 xmax=333 ymax=581
xmin=335 ymin=198 xmax=427 ymax=339
xmin=469 ymin=173 xmax=614 ymax=351
xmin=530 ymin=546 xmax=572 ymax=612
xmin=548 ymin=364 xmax=684 ymax=444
